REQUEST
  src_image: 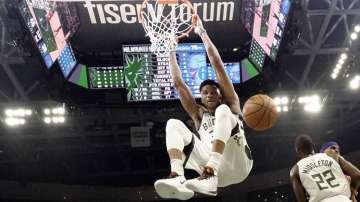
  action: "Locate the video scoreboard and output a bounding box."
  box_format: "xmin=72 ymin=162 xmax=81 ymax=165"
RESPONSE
xmin=246 ymin=0 xmax=292 ymax=61
xmin=175 ymin=44 xmax=207 ymax=98
xmin=88 ymin=66 xmax=125 ymax=89
xmin=207 ymin=63 xmax=241 ymax=84
xmin=122 ymin=44 xmax=207 ymax=101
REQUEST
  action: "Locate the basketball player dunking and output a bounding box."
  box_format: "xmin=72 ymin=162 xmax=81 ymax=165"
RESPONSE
xmin=153 ymin=15 xmax=253 ymax=200
xmin=290 ymin=134 xmax=360 ymax=202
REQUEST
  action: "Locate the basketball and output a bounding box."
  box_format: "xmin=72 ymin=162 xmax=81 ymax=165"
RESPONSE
xmin=243 ymin=94 xmax=278 ymax=131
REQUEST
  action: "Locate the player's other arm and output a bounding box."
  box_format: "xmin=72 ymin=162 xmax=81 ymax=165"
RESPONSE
xmin=290 ymin=165 xmax=307 ymax=202
xmin=338 ymin=156 xmax=360 ymax=191
xmin=169 ymin=52 xmax=200 ymax=120
xmin=194 ymin=15 xmax=241 ymax=114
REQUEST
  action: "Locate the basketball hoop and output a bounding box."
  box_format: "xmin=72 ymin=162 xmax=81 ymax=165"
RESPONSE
xmin=140 ymin=0 xmax=196 ymax=56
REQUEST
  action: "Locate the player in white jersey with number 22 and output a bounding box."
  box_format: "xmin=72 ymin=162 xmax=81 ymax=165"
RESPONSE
xmin=290 ymin=134 xmax=360 ymax=202
xmin=153 ymin=15 xmax=253 ymax=200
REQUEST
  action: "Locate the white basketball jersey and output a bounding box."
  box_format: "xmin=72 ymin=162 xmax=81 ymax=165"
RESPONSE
xmin=197 ymin=112 xmax=215 ymax=150
xmin=196 ymin=111 xmax=253 ymax=187
xmin=297 ymin=153 xmax=351 ymax=202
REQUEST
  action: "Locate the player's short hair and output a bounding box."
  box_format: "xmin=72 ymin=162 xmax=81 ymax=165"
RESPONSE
xmin=199 ymin=79 xmax=220 ymax=92
xmin=295 ymin=134 xmax=314 ymax=155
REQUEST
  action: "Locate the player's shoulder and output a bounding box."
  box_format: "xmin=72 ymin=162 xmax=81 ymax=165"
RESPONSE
xmin=290 ymin=164 xmax=299 ymax=178
xmin=314 ymin=153 xmax=331 ymax=159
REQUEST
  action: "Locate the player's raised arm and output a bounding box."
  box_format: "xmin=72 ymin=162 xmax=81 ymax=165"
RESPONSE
xmin=169 ymin=51 xmax=200 ymax=120
xmin=290 ymin=165 xmax=308 ymax=202
xmin=194 ymin=15 xmax=240 ymax=114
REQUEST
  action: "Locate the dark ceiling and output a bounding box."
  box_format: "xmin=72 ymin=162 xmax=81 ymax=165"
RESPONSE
xmin=0 ymin=0 xmax=360 ymax=201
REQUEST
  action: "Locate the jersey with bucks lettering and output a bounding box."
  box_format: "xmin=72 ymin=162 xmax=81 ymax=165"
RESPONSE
xmin=197 ymin=111 xmax=216 ymax=150
xmin=297 ymin=153 xmax=351 ymax=202
xmin=192 ymin=111 xmax=253 ymax=187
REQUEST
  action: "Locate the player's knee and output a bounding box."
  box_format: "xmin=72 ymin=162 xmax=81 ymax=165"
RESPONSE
xmin=165 ymin=119 xmax=187 ymax=150
xmin=165 ymin=119 xmax=185 ymax=139
xmin=166 ymin=119 xmax=182 ymax=131
xmin=215 ymin=104 xmax=232 ymax=119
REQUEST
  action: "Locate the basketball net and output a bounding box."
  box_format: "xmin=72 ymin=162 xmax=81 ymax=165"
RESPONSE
xmin=26 ymin=0 xmax=57 ymax=12
xmin=141 ymin=0 xmax=195 ymax=57
xmin=255 ymin=0 xmax=273 ymax=7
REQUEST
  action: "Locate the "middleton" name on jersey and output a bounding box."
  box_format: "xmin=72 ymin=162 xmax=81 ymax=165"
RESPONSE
xmin=302 ymin=160 xmax=333 ymax=174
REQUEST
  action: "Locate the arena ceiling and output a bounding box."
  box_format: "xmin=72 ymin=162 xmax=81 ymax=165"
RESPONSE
xmin=0 ymin=0 xmax=359 ymax=101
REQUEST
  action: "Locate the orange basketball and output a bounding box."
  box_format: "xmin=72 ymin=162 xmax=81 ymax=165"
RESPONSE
xmin=243 ymin=94 xmax=278 ymax=131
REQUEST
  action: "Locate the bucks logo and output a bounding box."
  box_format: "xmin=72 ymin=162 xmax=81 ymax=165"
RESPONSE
xmin=124 ymin=55 xmax=145 ymax=97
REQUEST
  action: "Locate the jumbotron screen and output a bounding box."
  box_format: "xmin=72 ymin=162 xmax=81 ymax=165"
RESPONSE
xmin=122 ymin=44 xmax=206 ymax=101
xmin=88 ymin=66 xmax=125 ymax=89
xmin=19 ymin=0 xmax=74 ymax=69
xmin=245 ymin=0 xmax=292 ymax=61
xmin=19 ymin=0 xmax=53 ymax=68
xmin=207 ymin=63 xmax=241 ymax=84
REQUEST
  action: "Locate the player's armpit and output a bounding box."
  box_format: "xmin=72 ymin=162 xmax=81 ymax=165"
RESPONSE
xmin=290 ymin=165 xmax=307 ymax=202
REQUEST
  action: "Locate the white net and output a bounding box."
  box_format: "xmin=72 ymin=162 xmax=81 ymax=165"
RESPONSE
xmin=26 ymin=0 xmax=57 ymax=11
xmin=254 ymin=0 xmax=273 ymax=7
xmin=141 ymin=0 xmax=194 ymax=56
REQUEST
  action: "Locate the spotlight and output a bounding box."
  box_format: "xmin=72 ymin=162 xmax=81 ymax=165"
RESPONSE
xmin=18 ymin=109 xmax=26 ymax=117
xmin=338 ymin=60 xmax=344 ymax=65
xmin=281 ymin=96 xmax=289 ymax=104
xmin=5 ymin=117 xmax=26 ymax=126
xmin=44 ymin=108 xmax=51 ymax=115
xmin=52 ymin=117 xmax=59 ymax=123
xmin=25 ymin=109 xmax=32 ymax=116
xmin=283 ymin=106 xmax=289 ymax=112
xmin=298 ymin=97 xmax=304 ymax=103
xmin=5 ymin=109 xmax=14 ymax=117
xmin=335 ymin=64 xmax=342 ymax=69
xmin=276 ymin=106 xmax=282 ymax=112
xmin=355 ymin=25 xmax=360 ymax=33
xmin=302 ymin=96 xmax=310 ymax=103
xmin=304 ymin=96 xmax=312 ymax=103
xmin=57 ymin=107 xmax=65 ymax=115
xmin=298 ymin=96 xmax=304 ymax=103
xmin=52 ymin=108 xmax=59 ymax=114
xmin=274 ymin=97 xmax=281 ymax=105
xmin=44 ymin=117 xmax=51 ymax=124
xmin=311 ymin=95 xmax=320 ymax=102
xmin=340 ymin=53 xmax=347 ymax=60
xmin=58 ymin=116 xmax=65 ymax=123
xmin=304 ymin=103 xmax=321 ymax=113
xmin=350 ymin=32 xmax=358 ymax=40
xmin=350 ymin=79 xmax=360 ymax=90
